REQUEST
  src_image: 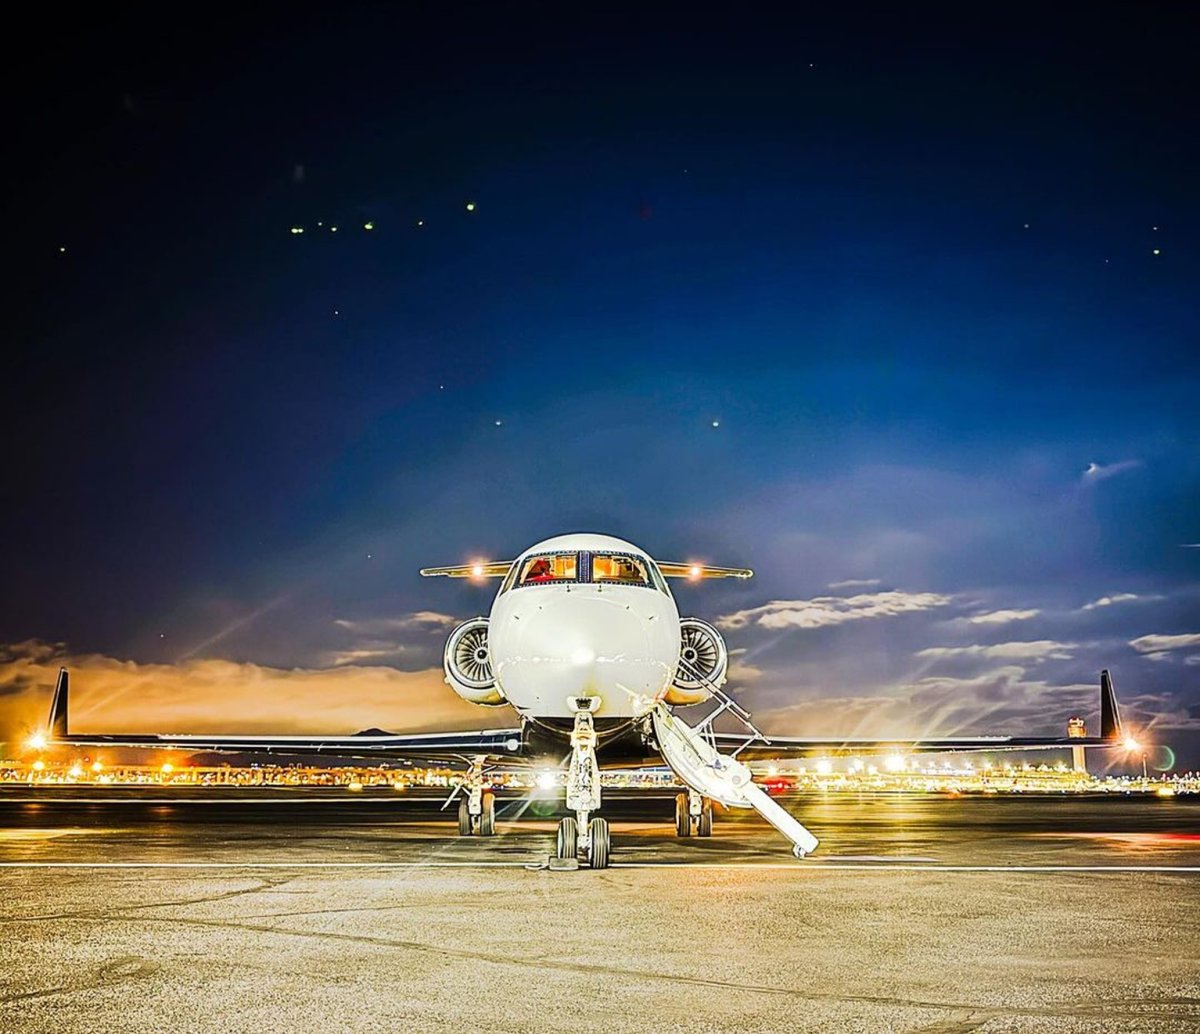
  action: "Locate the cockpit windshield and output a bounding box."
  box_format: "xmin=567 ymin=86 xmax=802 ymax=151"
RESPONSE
xmin=515 ymin=552 xmax=578 ymax=586
xmin=590 ymin=553 xmax=650 ymax=587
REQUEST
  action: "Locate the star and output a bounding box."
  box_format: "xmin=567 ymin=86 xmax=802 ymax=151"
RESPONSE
xmin=1153 ymin=249 xmax=1161 ymax=255
xmin=416 ymin=219 xmax=424 ymax=227
xmin=290 ymin=226 xmax=304 ymax=234
xmin=1023 ymin=223 xmax=1030 ymax=229
xmin=712 ymin=420 xmax=720 ymax=428
xmin=494 ymin=419 xmax=503 ymax=426
xmin=466 ymin=202 xmax=476 ymax=212
xmin=363 ymin=221 xmax=374 ymax=230
xmin=330 ymin=225 xmax=338 ymax=232
xmin=333 ymin=309 xmax=340 ymax=316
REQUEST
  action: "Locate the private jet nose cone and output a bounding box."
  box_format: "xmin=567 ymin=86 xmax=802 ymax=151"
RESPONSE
xmin=494 ymin=592 xmax=673 ymax=717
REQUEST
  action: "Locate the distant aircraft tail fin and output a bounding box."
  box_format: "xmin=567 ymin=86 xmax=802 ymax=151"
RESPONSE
xmin=48 ymin=667 xmax=69 ymax=739
xmin=1100 ymin=669 xmax=1122 ymax=741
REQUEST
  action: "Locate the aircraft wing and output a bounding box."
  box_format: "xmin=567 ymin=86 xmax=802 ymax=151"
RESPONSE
xmin=714 ymin=670 xmax=1127 ymax=760
xmin=38 ymin=669 xmax=523 ymax=764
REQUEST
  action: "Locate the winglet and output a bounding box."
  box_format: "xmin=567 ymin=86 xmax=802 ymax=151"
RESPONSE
xmin=1100 ymin=669 xmax=1122 ymax=741
xmin=48 ymin=667 xmax=69 ymax=739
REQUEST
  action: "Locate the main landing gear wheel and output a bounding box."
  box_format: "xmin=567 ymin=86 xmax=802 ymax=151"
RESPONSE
xmin=674 ymin=792 xmax=692 ymax=837
xmin=457 ymin=798 xmax=472 ymax=836
xmin=479 ymin=790 xmax=496 ymax=837
xmin=588 ymin=817 xmax=610 ymax=869
xmin=556 ymin=816 xmax=578 ymax=860
xmin=697 ymin=797 xmax=713 ymax=838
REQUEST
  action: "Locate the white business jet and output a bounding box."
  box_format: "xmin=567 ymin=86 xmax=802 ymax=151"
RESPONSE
xmin=41 ymin=532 xmax=1129 ymax=868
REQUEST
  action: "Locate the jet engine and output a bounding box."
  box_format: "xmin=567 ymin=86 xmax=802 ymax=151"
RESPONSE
xmin=443 ymin=618 xmax=508 ymax=706
xmin=665 ymin=617 xmax=728 ymax=706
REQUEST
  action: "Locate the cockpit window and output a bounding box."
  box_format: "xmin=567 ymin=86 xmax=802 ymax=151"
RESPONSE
xmin=590 ymin=553 xmax=650 ymax=587
xmin=515 ymin=552 xmax=578 ymax=586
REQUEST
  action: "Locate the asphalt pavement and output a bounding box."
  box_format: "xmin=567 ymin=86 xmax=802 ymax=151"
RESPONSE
xmin=1 ymin=788 xmax=1198 ymax=1033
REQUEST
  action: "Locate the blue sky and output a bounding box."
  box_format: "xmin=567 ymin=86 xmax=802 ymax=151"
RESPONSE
xmin=2 ymin=4 xmax=1197 ymax=765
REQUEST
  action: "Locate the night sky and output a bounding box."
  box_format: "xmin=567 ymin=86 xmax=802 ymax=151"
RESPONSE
xmin=3 ymin=4 xmax=1198 ymax=767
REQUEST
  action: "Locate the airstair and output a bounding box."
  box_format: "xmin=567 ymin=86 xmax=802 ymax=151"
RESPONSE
xmin=651 ymin=660 xmax=819 ymax=858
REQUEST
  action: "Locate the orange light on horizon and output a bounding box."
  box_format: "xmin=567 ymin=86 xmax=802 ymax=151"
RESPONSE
xmin=26 ymin=732 xmax=47 ymax=751
xmin=688 ymin=565 xmax=702 ymax=580
xmin=161 ymin=762 xmax=174 ymax=775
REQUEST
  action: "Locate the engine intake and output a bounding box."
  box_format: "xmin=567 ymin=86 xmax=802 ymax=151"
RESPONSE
xmin=444 ymin=618 xmax=507 ymax=707
xmin=665 ymin=617 xmax=728 ymax=706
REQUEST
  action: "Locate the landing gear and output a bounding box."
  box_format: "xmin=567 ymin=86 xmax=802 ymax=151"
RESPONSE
xmin=454 ymin=757 xmax=496 ymax=836
xmin=697 ymin=796 xmax=713 ymax=837
xmin=479 ymin=790 xmax=496 ymax=837
xmin=675 ymin=790 xmax=713 ymax=837
xmin=457 ymin=798 xmax=472 ymax=836
xmin=674 ymin=792 xmax=692 ymax=837
xmin=565 ymin=697 xmax=609 ymax=868
xmin=588 ymin=817 xmax=610 ymax=869
xmin=556 ymin=816 xmax=578 ymax=860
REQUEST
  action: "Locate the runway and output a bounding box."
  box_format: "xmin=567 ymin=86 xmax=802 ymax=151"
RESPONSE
xmin=1 ymin=788 xmax=1198 ymax=1033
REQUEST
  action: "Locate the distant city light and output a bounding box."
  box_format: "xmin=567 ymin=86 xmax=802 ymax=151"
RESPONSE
xmin=32 ymin=760 xmax=45 ymax=772
xmin=68 ymin=764 xmax=83 ymax=779
xmin=91 ymin=761 xmax=103 ymax=773
xmin=26 ymin=732 xmax=47 ymax=751
xmin=815 ymin=758 xmax=833 ymax=776
xmin=161 ymin=762 xmax=174 ymax=774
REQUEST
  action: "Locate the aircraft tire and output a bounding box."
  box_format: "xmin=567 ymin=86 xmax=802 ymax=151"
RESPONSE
xmin=697 ymin=797 xmax=713 ymax=837
xmin=479 ymin=790 xmax=496 ymax=836
xmin=588 ymin=817 xmax=610 ymax=869
xmin=556 ymin=816 xmax=578 ymax=859
xmin=457 ymin=798 xmax=472 ymax=836
xmin=674 ymin=792 xmax=692 ymax=837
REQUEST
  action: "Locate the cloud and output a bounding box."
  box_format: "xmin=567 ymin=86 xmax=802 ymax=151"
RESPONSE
xmin=752 ymin=666 xmax=1096 ymax=739
xmin=827 ymin=578 xmax=882 ymax=589
xmin=966 ymin=609 xmax=1040 ymax=625
xmin=1081 ymin=593 xmax=1146 ymax=611
xmin=1129 ymin=633 xmax=1200 ymax=655
xmin=916 ymin=640 xmax=1076 ymax=661
xmin=1082 ymin=459 xmax=1142 ymax=483
xmin=0 ymin=640 xmax=499 ymax=746
xmin=334 ymin=612 xmax=459 ymax=634
xmin=717 ymin=591 xmax=953 ymax=631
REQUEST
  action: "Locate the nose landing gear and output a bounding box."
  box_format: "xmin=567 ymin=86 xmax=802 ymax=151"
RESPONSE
xmin=560 ymin=697 xmax=611 ymax=868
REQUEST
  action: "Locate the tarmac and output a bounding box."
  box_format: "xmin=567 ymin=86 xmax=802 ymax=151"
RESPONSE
xmin=1 ymin=787 xmax=1198 ymax=1033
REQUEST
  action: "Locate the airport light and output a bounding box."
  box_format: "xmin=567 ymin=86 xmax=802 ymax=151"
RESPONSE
xmin=26 ymin=732 xmax=47 ymax=751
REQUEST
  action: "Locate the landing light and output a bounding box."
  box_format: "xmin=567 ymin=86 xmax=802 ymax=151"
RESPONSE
xmin=1123 ymin=736 xmax=1142 ymax=753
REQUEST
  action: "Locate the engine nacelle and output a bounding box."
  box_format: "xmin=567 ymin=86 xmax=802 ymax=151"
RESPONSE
xmin=664 ymin=617 xmax=728 ymax=706
xmin=444 ymin=618 xmax=508 ymax=707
